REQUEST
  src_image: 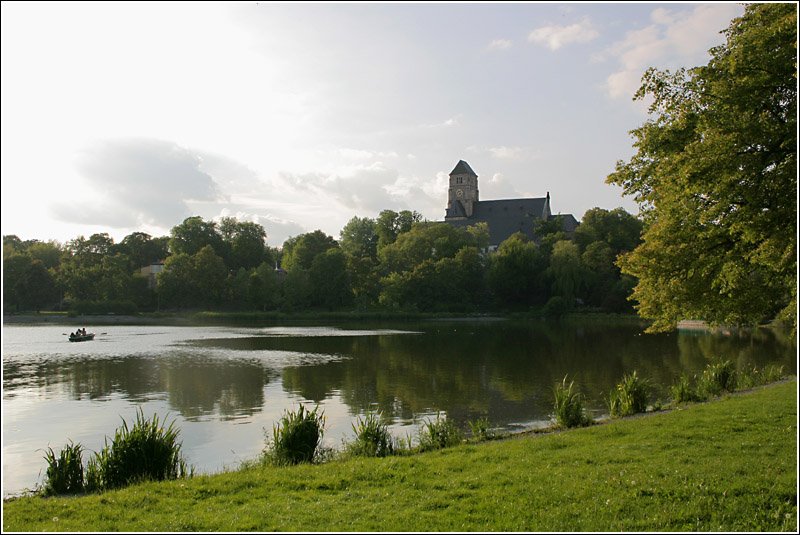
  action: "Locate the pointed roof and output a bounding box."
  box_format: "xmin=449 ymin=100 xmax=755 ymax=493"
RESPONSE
xmin=450 ymin=160 xmax=476 ymax=176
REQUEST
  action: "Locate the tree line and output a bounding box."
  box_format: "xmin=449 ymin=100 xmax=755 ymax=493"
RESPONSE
xmin=2 ymin=207 xmax=643 ymax=316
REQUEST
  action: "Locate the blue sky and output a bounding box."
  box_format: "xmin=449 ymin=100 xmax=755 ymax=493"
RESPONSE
xmin=1 ymin=2 xmax=744 ymax=247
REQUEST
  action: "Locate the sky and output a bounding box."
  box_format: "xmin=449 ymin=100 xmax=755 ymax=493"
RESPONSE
xmin=1 ymin=2 xmax=746 ymax=248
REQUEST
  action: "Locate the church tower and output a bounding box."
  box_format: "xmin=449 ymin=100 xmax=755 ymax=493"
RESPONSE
xmin=445 ymin=160 xmax=479 ymax=220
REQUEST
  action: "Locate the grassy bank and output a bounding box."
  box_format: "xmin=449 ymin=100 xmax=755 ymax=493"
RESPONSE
xmin=3 ymin=381 xmax=796 ymax=532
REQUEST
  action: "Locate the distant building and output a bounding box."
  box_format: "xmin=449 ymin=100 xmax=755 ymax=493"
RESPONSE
xmin=139 ymin=262 xmax=165 ymax=289
xmin=443 ymin=160 xmax=578 ymax=250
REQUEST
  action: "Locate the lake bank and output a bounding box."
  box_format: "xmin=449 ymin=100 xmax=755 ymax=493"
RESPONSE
xmin=3 ymin=380 xmax=796 ymax=532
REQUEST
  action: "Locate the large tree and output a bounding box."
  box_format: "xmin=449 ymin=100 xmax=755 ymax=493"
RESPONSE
xmin=607 ymin=3 xmax=796 ymax=332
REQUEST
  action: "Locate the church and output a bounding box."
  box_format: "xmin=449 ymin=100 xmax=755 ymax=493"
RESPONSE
xmin=443 ymin=160 xmax=578 ymax=250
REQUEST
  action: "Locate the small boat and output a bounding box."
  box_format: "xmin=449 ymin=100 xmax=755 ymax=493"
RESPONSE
xmin=68 ymin=333 xmax=95 ymax=342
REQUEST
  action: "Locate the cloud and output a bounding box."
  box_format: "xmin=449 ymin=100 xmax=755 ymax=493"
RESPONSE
xmin=528 ymin=17 xmax=599 ymax=51
xmin=467 ymin=145 xmax=539 ymax=161
xmin=487 ymin=39 xmax=512 ymax=51
xmin=53 ymin=138 xmax=221 ymax=230
xmin=277 ymin=162 xmax=403 ymax=214
xmin=324 ymin=148 xmax=400 ymax=161
xmin=423 ymin=115 xmax=462 ymax=128
xmin=601 ymin=4 xmax=743 ymax=100
xmin=481 ymin=173 xmax=524 ymax=200
xmin=214 ymin=208 xmax=305 ymax=247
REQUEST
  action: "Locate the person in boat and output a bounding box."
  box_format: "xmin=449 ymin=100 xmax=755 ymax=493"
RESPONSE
xmin=81 ymin=328 xmax=87 ymax=336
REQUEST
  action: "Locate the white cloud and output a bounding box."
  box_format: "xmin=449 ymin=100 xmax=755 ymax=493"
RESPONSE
xmin=482 ymin=173 xmax=523 ymax=199
xmin=487 ymin=38 xmax=513 ymax=51
xmin=602 ymin=4 xmax=744 ymax=100
xmin=329 ymin=148 xmax=400 ymax=160
xmin=528 ymin=17 xmax=599 ymax=51
xmin=53 ymin=138 xmax=221 ymax=230
xmin=467 ymin=145 xmax=538 ymax=161
xmin=423 ymin=115 xmax=462 ymax=128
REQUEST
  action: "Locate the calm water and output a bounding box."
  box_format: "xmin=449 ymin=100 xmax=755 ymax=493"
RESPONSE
xmin=2 ymin=319 xmax=795 ymax=497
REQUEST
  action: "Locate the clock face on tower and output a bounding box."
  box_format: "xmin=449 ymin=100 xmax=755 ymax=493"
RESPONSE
xmin=456 ymin=189 xmax=463 ymax=198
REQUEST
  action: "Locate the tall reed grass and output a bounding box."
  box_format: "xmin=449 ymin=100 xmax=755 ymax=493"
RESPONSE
xmin=553 ymin=376 xmax=592 ymax=428
xmin=346 ymin=411 xmax=395 ymax=457
xmin=417 ymin=415 xmax=463 ymax=451
xmin=41 ymin=441 xmax=85 ymax=496
xmin=697 ymin=359 xmax=737 ymax=398
xmin=265 ymin=404 xmax=325 ymax=465
xmin=87 ymin=409 xmax=190 ymax=491
xmin=608 ymin=371 xmax=651 ymax=417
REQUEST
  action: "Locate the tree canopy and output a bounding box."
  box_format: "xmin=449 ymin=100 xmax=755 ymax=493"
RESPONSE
xmin=607 ymin=3 xmax=796 ymax=332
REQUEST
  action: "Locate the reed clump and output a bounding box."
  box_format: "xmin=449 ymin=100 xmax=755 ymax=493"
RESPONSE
xmin=41 ymin=441 xmax=85 ymax=496
xmin=417 ymin=415 xmax=463 ymax=451
xmin=86 ymin=409 xmax=190 ymax=491
xmin=553 ymin=375 xmax=592 ymax=428
xmin=264 ymin=404 xmax=325 ymax=465
xmin=346 ymin=411 xmax=395 ymax=458
xmin=608 ymin=370 xmax=651 ymax=417
xmin=39 ymin=410 xmax=190 ymax=495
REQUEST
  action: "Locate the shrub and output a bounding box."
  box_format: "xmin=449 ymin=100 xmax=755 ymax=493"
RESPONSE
xmin=87 ymin=409 xmax=189 ymax=491
xmin=266 ymin=404 xmax=325 ymax=465
xmin=417 ymin=415 xmax=463 ymax=452
xmin=467 ymin=417 xmax=494 ymax=442
xmin=553 ymin=376 xmax=592 ymax=428
xmin=608 ymin=371 xmax=651 ymax=417
xmin=346 ymin=411 xmax=395 ymax=458
xmin=670 ymin=373 xmax=703 ymax=403
xmin=543 ymin=296 xmax=568 ymax=318
xmin=41 ymin=441 xmax=85 ymax=496
xmin=737 ymin=364 xmax=786 ymax=389
xmin=698 ymin=359 xmax=737 ymax=397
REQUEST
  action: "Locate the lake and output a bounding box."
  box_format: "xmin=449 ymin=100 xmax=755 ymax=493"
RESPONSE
xmin=2 ymin=318 xmax=795 ymax=497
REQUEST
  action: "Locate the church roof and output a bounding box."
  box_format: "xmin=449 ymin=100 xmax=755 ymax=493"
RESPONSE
xmin=450 ymin=160 xmax=476 ymax=176
xmin=448 ymin=198 xmax=550 ymax=246
xmin=445 ymin=199 xmax=467 ymax=219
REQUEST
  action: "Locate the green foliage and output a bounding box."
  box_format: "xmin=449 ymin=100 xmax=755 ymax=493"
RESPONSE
xmin=417 ymin=415 xmax=463 ymax=451
xmin=375 ymin=209 xmax=422 ymax=251
xmin=265 ymin=405 xmax=325 ymax=465
xmin=697 ymin=359 xmax=737 ymax=398
xmin=553 ymin=376 xmax=592 ymax=428
xmin=573 ymin=208 xmax=643 ymax=256
xmin=669 ymin=373 xmax=702 ymax=403
xmin=281 ymin=230 xmax=338 ymax=273
xmin=608 ymin=371 xmax=651 ymax=417
xmin=309 ymin=248 xmax=352 ymax=310
xmin=548 ymin=240 xmax=585 ymax=303
xmin=607 ymin=4 xmax=797 ymax=333
xmin=467 ymin=417 xmax=494 ymax=441
xmin=218 ymin=217 xmax=268 ymax=271
xmin=736 ymin=364 xmax=786 ymax=390
xmin=87 ymin=409 xmax=190 ymax=491
xmin=41 ymin=441 xmax=85 ymax=496
xmin=542 ymin=295 xmax=568 ymax=318
xmin=378 ymin=221 xmax=481 ymax=274
xmin=340 ymin=216 xmax=379 ymax=260
xmin=346 ymin=411 xmax=395 ymax=458
xmin=487 ymin=232 xmax=548 ymax=307
xmin=169 ymin=216 xmax=224 ymax=257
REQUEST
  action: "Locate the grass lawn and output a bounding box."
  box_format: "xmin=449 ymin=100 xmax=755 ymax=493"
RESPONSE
xmin=2 ymin=380 xmax=796 ymax=532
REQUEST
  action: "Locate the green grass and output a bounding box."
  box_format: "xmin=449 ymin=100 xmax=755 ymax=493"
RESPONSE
xmin=3 ymin=380 xmax=796 ymax=532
